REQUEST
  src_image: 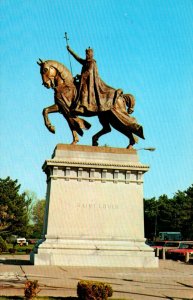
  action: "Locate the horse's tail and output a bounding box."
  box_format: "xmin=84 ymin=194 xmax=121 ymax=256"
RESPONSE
xmin=69 ymin=117 xmax=91 ymax=136
xmin=123 ymin=94 xmax=135 ymax=114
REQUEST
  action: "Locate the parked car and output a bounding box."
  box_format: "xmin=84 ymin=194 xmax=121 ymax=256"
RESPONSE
xmin=151 ymin=241 xmax=167 ymax=249
xmin=158 ymin=231 xmax=182 ymax=241
xmin=153 ymin=240 xmax=188 ymax=249
xmin=151 ymin=241 xmax=184 ymax=258
xmin=16 ymin=238 xmax=28 ymax=246
xmin=162 ymin=241 xmax=181 ymax=249
xmin=166 ymin=242 xmax=193 ymax=261
xmin=27 ymin=239 xmax=38 ymax=245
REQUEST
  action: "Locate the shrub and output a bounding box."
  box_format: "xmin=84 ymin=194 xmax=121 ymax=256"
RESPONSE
xmin=26 ymin=248 xmax=31 ymax=254
xmin=9 ymin=248 xmax=16 ymax=254
xmin=77 ymin=280 xmax=113 ymax=300
xmin=24 ymin=280 xmax=40 ymax=299
xmin=0 ymin=236 xmax=8 ymax=253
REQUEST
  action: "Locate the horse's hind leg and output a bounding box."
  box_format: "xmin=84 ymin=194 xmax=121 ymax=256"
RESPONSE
xmin=71 ymin=130 xmax=79 ymax=145
xmin=92 ymin=113 xmax=111 ymax=146
xmin=108 ymin=112 xmax=136 ymax=149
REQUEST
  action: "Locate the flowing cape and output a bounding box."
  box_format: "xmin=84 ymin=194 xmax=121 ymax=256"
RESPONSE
xmin=75 ymin=59 xmax=122 ymax=113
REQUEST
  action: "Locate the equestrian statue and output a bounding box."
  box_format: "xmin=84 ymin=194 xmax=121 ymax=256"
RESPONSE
xmin=37 ymin=36 xmax=145 ymax=149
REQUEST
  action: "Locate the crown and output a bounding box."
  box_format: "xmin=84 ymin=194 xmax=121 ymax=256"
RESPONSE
xmin=86 ymin=47 xmax=93 ymax=54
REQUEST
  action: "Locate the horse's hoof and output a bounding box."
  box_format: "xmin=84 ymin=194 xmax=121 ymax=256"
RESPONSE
xmin=92 ymin=136 xmax=99 ymax=146
xmin=127 ymin=144 xmax=134 ymax=150
xmin=71 ymin=141 xmax=78 ymax=145
xmin=92 ymin=140 xmax=98 ymax=146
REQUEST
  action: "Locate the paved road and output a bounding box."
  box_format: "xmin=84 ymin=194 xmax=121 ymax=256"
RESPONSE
xmin=0 ymin=255 xmax=193 ymax=299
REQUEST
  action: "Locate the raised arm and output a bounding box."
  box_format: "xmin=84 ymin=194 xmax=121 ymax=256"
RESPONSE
xmin=67 ymin=46 xmax=84 ymax=65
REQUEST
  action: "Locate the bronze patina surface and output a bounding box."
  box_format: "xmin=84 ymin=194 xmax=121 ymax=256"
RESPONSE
xmin=37 ymin=42 xmax=144 ymax=149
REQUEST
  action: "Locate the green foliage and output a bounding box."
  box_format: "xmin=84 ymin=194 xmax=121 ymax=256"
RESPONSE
xmin=144 ymin=184 xmax=193 ymax=240
xmin=77 ymin=280 xmax=113 ymax=300
xmin=23 ymin=190 xmax=38 ymax=224
xmin=31 ymin=199 xmax=46 ymax=238
xmin=5 ymin=243 xmax=34 ymax=255
xmin=144 ymin=197 xmax=157 ymax=238
xmin=0 ymin=236 xmax=8 ymax=252
xmin=0 ymin=177 xmax=31 ymax=238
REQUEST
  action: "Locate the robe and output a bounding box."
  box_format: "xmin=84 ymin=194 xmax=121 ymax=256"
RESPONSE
xmin=68 ymin=48 xmax=122 ymax=113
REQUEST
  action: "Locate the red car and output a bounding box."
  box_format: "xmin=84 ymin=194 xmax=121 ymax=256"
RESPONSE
xmin=166 ymin=242 xmax=193 ymax=261
xmin=151 ymin=241 xmax=186 ymax=258
xmin=151 ymin=241 xmax=182 ymax=250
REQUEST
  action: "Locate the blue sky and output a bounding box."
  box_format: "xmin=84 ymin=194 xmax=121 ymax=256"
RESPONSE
xmin=0 ymin=0 xmax=192 ymax=199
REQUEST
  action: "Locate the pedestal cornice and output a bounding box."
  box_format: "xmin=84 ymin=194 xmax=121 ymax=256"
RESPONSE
xmin=42 ymin=144 xmax=149 ymax=184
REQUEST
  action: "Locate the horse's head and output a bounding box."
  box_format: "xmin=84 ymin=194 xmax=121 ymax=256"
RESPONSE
xmin=37 ymin=59 xmax=58 ymax=89
xmin=37 ymin=59 xmax=74 ymax=90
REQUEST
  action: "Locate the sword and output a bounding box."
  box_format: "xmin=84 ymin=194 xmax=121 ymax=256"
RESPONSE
xmin=64 ymin=32 xmax=73 ymax=75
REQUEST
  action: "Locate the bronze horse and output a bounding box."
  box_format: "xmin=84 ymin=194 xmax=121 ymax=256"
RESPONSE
xmin=37 ymin=59 xmax=145 ymax=148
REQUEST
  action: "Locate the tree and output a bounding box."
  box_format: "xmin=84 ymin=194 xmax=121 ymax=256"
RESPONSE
xmin=31 ymin=199 xmax=46 ymax=238
xmin=186 ymin=185 xmax=193 ymax=239
xmin=144 ymin=197 xmax=157 ymax=239
xmin=0 ymin=177 xmax=31 ymax=237
xmin=23 ymin=190 xmax=38 ymax=224
xmin=157 ymin=194 xmax=173 ymax=233
xmin=144 ymin=184 xmax=193 ymax=240
xmin=171 ymin=185 xmax=193 ymax=239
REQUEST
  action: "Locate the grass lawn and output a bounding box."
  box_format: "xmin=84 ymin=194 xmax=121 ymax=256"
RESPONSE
xmin=0 ymin=243 xmax=34 ymax=255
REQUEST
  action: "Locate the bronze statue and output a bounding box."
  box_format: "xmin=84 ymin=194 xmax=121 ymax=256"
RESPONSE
xmin=66 ymin=45 xmax=123 ymax=114
xmin=37 ymin=44 xmax=144 ymax=149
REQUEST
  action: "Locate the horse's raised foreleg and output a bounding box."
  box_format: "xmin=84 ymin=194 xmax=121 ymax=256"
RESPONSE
xmin=42 ymin=104 xmax=59 ymax=134
xmin=92 ymin=113 xmax=111 ymax=146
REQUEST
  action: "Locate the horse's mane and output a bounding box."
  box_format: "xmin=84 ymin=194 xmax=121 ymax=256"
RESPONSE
xmin=45 ymin=60 xmax=73 ymax=82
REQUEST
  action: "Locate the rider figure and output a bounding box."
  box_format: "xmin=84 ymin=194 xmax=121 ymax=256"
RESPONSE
xmin=67 ymin=45 xmax=122 ymax=113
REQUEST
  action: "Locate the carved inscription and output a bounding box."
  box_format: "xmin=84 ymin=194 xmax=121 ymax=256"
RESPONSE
xmin=77 ymin=203 xmax=119 ymax=209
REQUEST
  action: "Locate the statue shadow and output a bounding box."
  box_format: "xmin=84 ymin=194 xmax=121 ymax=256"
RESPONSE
xmin=0 ymin=297 xmax=78 ymax=300
xmin=0 ymin=257 xmax=31 ymax=265
xmin=56 ymin=297 xmax=78 ymax=300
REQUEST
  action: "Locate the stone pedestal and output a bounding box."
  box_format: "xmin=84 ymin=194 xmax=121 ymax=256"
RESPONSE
xmin=31 ymin=144 xmax=158 ymax=267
